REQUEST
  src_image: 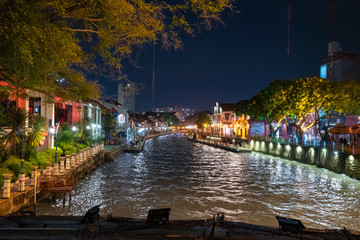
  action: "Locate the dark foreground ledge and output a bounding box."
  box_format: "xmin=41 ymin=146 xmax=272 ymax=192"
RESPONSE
xmin=0 ymin=215 xmax=359 ymax=240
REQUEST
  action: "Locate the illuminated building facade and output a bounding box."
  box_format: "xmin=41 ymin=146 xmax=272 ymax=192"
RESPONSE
xmin=211 ymin=102 xmax=249 ymax=140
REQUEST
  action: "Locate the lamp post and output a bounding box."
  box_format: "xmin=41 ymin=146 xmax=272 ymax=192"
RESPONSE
xmin=49 ymin=126 xmax=58 ymax=163
xmin=87 ymin=125 xmax=93 ymax=146
xmin=72 ymin=126 xmax=79 ymax=154
xmin=16 ymin=128 xmax=25 ymax=191
xmin=15 ymin=128 xmax=25 ymax=174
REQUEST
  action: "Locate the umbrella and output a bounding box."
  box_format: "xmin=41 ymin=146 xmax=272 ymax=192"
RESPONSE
xmin=350 ymin=123 xmax=360 ymax=134
xmin=328 ymin=123 xmax=351 ymax=134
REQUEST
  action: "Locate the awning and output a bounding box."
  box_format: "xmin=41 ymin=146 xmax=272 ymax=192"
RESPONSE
xmin=328 ymin=123 xmax=351 ymax=134
xmin=350 ymin=123 xmax=360 ymax=134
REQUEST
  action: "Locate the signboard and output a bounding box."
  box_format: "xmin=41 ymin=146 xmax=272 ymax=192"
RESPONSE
xmin=250 ymin=122 xmax=265 ymax=136
xmin=117 ymin=114 xmax=125 ymax=125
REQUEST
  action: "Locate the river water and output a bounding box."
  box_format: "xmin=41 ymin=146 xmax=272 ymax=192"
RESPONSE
xmin=37 ymin=135 xmax=360 ymax=230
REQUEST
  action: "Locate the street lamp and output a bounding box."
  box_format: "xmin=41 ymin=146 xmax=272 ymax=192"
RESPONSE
xmin=72 ymin=126 xmax=79 ymax=154
xmin=49 ymin=126 xmax=58 ymax=163
xmin=15 ymin=128 xmax=25 ymax=174
xmin=87 ymin=125 xmax=94 ymax=145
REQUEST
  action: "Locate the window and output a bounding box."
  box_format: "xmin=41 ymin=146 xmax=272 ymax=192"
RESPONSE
xmin=225 ymin=113 xmax=230 ymax=121
xmin=29 ymin=97 xmax=41 ymax=115
xmin=66 ymin=104 xmax=73 ymax=125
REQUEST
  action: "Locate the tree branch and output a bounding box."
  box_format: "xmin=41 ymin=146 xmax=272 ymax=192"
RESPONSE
xmin=62 ymin=28 xmax=99 ymax=34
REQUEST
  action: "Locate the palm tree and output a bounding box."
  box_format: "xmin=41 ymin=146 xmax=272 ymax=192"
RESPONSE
xmin=3 ymin=106 xmax=28 ymax=154
xmin=26 ymin=115 xmax=48 ymax=147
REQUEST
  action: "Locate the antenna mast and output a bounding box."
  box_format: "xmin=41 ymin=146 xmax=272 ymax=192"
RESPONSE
xmin=152 ymin=39 xmax=155 ymax=105
xmin=330 ymin=0 xmax=335 ymax=41
xmin=287 ymin=0 xmax=291 ymax=55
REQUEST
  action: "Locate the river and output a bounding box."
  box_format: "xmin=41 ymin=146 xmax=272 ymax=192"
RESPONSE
xmin=36 ymin=135 xmax=360 ymax=230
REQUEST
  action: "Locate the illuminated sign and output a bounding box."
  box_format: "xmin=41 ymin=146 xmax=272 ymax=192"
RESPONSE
xmin=320 ymin=64 xmax=327 ymax=79
xmin=117 ymin=114 xmax=125 ymax=124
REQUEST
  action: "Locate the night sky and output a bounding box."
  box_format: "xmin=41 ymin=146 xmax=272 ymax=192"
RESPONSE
xmin=99 ymin=0 xmax=360 ymax=112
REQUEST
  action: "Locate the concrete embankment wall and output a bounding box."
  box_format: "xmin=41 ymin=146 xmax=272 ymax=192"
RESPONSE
xmin=250 ymin=140 xmax=360 ymax=180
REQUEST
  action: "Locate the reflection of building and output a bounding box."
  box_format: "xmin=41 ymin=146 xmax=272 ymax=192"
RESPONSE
xmin=152 ymin=106 xmax=197 ymax=121
xmin=118 ymin=83 xmax=136 ymax=112
xmin=320 ymin=41 xmax=360 ymax=82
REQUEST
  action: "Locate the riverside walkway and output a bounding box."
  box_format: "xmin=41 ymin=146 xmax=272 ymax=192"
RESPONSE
xmin=0 ymin=143 xmax=123 ymax=216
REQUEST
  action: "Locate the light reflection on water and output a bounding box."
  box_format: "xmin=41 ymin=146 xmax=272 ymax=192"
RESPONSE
xmin=37 ymin=135 xmax=360 ymax=230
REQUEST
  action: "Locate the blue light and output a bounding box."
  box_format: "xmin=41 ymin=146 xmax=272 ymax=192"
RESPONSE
xmin=320 ymin=64 xmax=327 ymax=79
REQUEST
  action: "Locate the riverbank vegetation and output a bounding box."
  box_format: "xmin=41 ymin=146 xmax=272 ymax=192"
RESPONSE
xmin=0 ymin=105 xmax=103 ymax=184
xmin=235 ymin=77 xmax=360 ymax=144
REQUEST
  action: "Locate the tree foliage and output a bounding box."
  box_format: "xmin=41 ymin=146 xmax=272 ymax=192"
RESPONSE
xmin=163 ymin=113 xmax=179 ymax=126
xmin=26 ymin=114 xmax=48 ymax=147
xmin=234 ymin=100 xmax=249 ymax=116
xmin=0 ymin=0 xmax=232 ymax=100
xmin=1 ymin=106 xmax=29 ymax=150
xmin=196 ymin=111 xmax=212 ymax=128
xmin=241 ymin=77 xmax=360 ymax=142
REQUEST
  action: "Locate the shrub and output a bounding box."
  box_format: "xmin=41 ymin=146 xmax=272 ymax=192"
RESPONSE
xmin=78 ymin=143 xmax=89 ymax=149
xmin=94 ymin=136 xmax=104 ymax=144
xmin=35 ymin=148 xmax=63 ymax=168
xmin=58 ymin=130 xmax=75 ymax=155
xmin=23 ymin=161 xmax=32 ymax=177
xmin=24 ymin=146 xmax=37 ymax=161
xmin=64 ymin=146 xmax=77 ymax=155
xmin=4 ymin=156 xmax=21 ymax=181
xmin=3 ymin=156 xmax=32 ymax=181
xmin=0 ymin=147 xmax=10 ymax=164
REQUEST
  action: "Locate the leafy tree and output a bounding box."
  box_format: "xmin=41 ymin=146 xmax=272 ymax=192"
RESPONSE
xmin=247 ymin=80 xmax=288 ymax=138
xmin=311 ymin=80 xmax=360 ymax=143
xmin=271 ymin=77 xmax=330 ymax=143
xmin=163 ymin=113 xmax=179 ymax=127
xmin=0 ymin=0 xmax=232 ymax=100
xmin=333 ymin=80 xmax=360 ymax=116
xmin=234 ymin=100 xmax=249 ymax=116
xmin=195 ymin=111 xmax=212 ymax=129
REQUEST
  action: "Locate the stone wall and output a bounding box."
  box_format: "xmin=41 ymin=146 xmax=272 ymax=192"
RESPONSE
xmin=250 ymin=140 xmax=360 ymax=180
